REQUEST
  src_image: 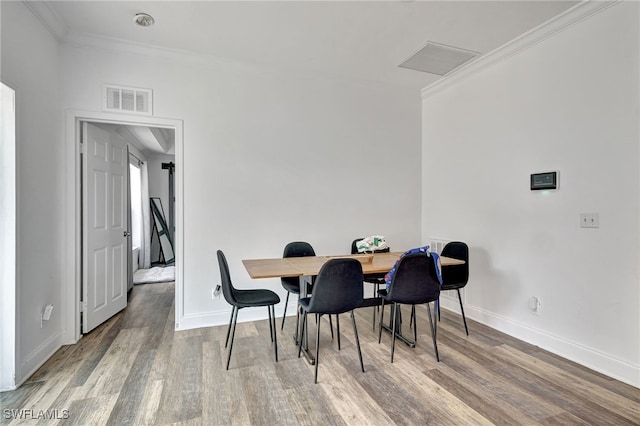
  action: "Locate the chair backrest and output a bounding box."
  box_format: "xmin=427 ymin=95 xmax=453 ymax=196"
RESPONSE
xmin=284 ymin=241 xmax=316 ymax=258
xmin=386 ymin=253 xmax=440 ymax=305
xmin=306 ymin=259 xmax=363 ymax=314
xmin=440 ymin=241 xmax=469 ymax=287
xmin=282 ymin=242 xmax=316 ymax=287
xmin=217 ymin=250 xmax=238 ymax=305
xmin=351 ymin=237 xmax=391 ymax=254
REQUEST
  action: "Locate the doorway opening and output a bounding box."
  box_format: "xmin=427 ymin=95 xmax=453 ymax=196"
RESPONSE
xmin=64 ymin=111 xmax=183 ymax=343
xmin=1 ymin=82 xmax=17 ymax=390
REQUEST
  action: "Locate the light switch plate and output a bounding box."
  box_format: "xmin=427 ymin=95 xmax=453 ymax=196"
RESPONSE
xmin=580 ymin=213 xmax=599 ymax=228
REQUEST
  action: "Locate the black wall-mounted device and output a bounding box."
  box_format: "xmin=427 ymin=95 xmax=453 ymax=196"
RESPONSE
xmin=530 ymin=171 xmax=557 ymax=190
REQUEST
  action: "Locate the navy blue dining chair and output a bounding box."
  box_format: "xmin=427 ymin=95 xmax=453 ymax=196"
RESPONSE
xmin=378 ymin=253 xmax=441 ymax=362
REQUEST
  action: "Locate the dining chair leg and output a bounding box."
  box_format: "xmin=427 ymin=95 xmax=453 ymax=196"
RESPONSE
xmin=298 ymin=312 xmax=307 ymax=359
xmin=281 ymin=291 xmax=290 ymax=330
xmin=305 ymin=310 xmax=310 ymax=354
xmin=438 ymin=296 xmax=441 ymax=322
xmin=336 ymin=314 xmax=341 ymax=350
xmin=351 ymin=311 xmax=365 ymax=373
xmin=225 ymin=306 xmax=236 ymax=349
xmin=294 ymin=305 xmax=301 ymax=345
xmin=409 ymin=306 xmax=412 ymax=329
xmin=413 ymin=305 xmax=417 ymax=343
xmin=378 ymin=299 xmax=386 ymax=343
xmin=226 ymin=307 xmax=240 ymax=370
xmin=409 ymin=305 xmax=415 ymax=329
xmin=314 ymin=314 xmax=321 ymax=384
xmin=457 ymin=289 xmax=469 ymax=335
xmin=426 ymin=302 xmax=440 ymax=362
xmin=271 ymin=305 xmax=278 ymax=362
xmin=328 ymin=315 xmax=334 ymax=340
xmin=371 ymin=284 xmax=377 ymax=330
xmin=268 ymin=305 xmax=274 ymax=343
xmin=390 ymin=303 xmax=398 ymax=363
xmin=433 ymin=300 xmax=438 ymax=339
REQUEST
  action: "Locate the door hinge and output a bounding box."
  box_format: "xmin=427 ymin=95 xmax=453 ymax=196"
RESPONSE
xmin=81 ymin=300 xmax=87 ymax=311
xmin=79 ymin=143 xmax=85 ymax=154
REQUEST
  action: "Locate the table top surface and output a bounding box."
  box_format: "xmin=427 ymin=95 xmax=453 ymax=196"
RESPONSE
xmin=242 ymin=251 xmax=464 ymax=279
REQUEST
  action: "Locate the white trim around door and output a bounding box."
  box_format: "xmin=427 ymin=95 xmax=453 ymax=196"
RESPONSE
xmin=63 ymin=110 xmax=184 ymax=344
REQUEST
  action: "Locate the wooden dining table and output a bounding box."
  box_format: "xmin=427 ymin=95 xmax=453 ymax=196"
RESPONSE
xmin=242 ymin=251 xmax=464 ymax=284
xmin=242 ymin=251 xmax=465 ymax=364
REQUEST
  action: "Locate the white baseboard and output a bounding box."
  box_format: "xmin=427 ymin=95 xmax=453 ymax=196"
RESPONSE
xmin=177 ymin=304 xmax=292 ymax=331
xmin=17 ymin=332 xmax=62 ymax=388
xmin=450 ymin=303 xmax=640 ymax=388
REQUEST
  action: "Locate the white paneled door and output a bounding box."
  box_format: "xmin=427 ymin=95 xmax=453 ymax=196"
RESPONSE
xmin=82 ymin=122 xmax=128 ymax=333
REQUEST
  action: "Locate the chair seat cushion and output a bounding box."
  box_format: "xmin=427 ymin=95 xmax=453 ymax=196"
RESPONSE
xmin=281 ymin=280 xmax=300 ymax=294
xmin=298 ymin=297 xmax=311 ymax=311
xmin=363 ymin=273 xmax=386 ymax=285
xmin=441 ymin=283 xmax=465 ymax=291
xmin=234 ymin=289 xmax=280 ymax=308
xmin=360 ymin=297 xmax=382 ymax=308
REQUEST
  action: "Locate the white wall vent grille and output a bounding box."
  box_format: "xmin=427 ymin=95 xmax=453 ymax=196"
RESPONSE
xmin=429 ymin=238 xmax=448 ymax=256
xmin=103 ymin=85 xmax=152 ymax=116
xmin=399 ymin=41 xmax=478 ymax=76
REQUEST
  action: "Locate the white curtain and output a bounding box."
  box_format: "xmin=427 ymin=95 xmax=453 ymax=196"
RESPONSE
xmin=140 ymin=161 xmax=152 ymax=269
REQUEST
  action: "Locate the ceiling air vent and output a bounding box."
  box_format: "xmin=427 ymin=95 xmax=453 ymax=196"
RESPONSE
xmin=399 ymin=41 xmax=479 ymax=76
xmin=103 ymin=84 xmax=153 ymax=116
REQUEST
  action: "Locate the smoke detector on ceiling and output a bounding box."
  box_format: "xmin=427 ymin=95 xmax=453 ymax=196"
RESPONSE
xmin=133 ymin=13 xmax=155 ymax=27
xmin=399 ymin=41 xmax=479 ymax=76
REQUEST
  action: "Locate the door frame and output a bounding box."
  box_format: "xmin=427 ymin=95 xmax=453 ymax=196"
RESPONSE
xmin=0 ymin=82 xmax=17 ymax=391
xmin=63 ymin=110 xmax=184 ymax=343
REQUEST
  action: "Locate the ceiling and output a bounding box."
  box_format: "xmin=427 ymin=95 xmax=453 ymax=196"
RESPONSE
xmin=38 ymin=1 xmax=578 ymax=90
xmin=93 ymin=123 xmax=175 ymax=156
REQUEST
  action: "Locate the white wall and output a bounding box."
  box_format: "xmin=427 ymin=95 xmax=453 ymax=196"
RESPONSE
xmin=60 ymin=40 xmax=422 ymax=329
xmin=421 ymin=2 xmax=639 ymax=386
xmin=0 ymin=2 xmax=64 ymax=388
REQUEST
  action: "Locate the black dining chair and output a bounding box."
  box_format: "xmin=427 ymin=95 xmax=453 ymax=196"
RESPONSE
xmin=351 ymin=237 xmax=390 ymax=329
xmin=439 ymin=241 xmax=470 ymax=335
xmin=297 ymin=258 xmax=365 ymax=384
xmin=217 ymin=250 xmax=280 ymax=370
xmin=280 ymin=242 xmax=317 ymax=330
xmin=378 ymin=253 xmax=441 ymax=362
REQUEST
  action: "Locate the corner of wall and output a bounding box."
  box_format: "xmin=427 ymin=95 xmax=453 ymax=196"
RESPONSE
xmin=462 ymin=304 xmax=640 ymax=388
xmin=16 ymin=332 xmax=62 ymax=388
xmin=421 ymin=1 xmax=619 ymax=100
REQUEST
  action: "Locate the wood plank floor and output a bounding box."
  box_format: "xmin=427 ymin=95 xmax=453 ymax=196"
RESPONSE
xmin=2 ymin=282 xmax=639 ymax=425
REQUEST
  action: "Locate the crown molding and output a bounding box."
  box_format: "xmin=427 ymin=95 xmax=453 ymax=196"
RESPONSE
xmin=61 ymin=30 xmax=409 ymax=93
xmin=23 ymin=1 xmax=67 ymax=41
xmin=421 ymin=0 xmax=620 ymax=99
xmin=62 ymin=30 xmax=252 ymax=72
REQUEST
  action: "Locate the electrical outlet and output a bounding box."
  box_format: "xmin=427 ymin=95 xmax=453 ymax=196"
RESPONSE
xmin=529 ymin=296 xmax=541 ymax=314
xmin=580 ymin=213 xmax=599 ymax=228
xmin=212 ymin=285 xmax=221 ymax=299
